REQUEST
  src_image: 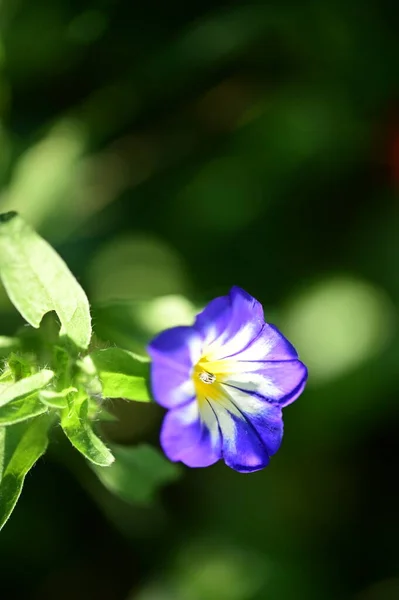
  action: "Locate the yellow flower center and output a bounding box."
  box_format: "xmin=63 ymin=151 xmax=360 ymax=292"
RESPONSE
xmin=192 ymin=356 xmax=235 ymax=404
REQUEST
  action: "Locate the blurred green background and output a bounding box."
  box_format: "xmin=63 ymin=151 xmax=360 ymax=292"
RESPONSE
xmin=1 ymin=0 xmax=399 ymax=598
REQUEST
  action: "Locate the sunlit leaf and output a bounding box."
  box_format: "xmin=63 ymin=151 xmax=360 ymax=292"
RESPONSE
xmin=92 ymin=444 xmax=180 ymax=504
xmin=0 ymin=415 xmax=51 ymax=531
xmin=61 ymin=392 xmax=114 ymax=466
xmin=88 ymin=348 xmax=151 ymax=402
xmin=0 ymin=428 xmax=5 ymax=482
xmin=0 ymin=369 xmax=54 ymax=408
xmin=39 ymin=387 xmax=77 ymax=409
xmin=0 ymin=212 xmax=92 ymax=350
xmin=0 ymin=368 xmax=13 ymax=384
xmin=0 ymin=394 xmax=48 ymax=425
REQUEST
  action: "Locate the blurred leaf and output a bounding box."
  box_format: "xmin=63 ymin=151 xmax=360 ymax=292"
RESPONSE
xmin=61 ymin=392 xmax=114 ymax=467
xmin=0 ymin=211 xmax=92 ymax=350
xmin=0 ymin=414 xmax=51 ymax=531
xmin=39 ymin=386 xmax=78 ymax=409
xmin=92 ymin=444 xmax=180 ymax=505
xmin=88 ymin=348 xmax=151 ymax=402
xmin=91 ymin=301 xmax=148 ymax=352
xmin=0 ymin=369 xmax=54 ymax=408
xmin=0 ymin=120 xmax=85 ymax=232
xmin=0 ymin=394 xmax=48 ymax=425
xmin=91 ymin=295 xmax=197 ymax=352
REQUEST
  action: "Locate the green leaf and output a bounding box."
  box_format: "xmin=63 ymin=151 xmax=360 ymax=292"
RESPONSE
xmin=0 ymin=394 xmax=48 ymax=426
xmin=39 ymin=386 xmax=77 ymax=409
xmin=88 ymin=348 xmax=151 ymax=402
xmin=0 ymin=212 xmax=92 ymax=350
xmin=61 ymin=392 xmax=114 ymax=467
xmin=8 ymin=353 xmax=33 ymax=381
xmin=0 ymin=368 xmax=14 ymax=384
xmin=92 ymin=444 xmax=180 ymax=505
xmin=52 ymin=345 xmax=71 ymax=382
xmin=0 ymin=369 xmax=54 ymax=408
xmin=0 ymin=415 xmax=51 ymax=531
xmin=87 ymin=397 xmax=118 ymax=422
xmin=0 ymin=428 xmax=5 ymax=481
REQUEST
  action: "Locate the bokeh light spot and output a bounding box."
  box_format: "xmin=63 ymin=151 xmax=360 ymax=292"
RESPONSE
xmin=89 ymin=235 xmax=188 ymax=302
xmin=282 ymin=276 xmax=395 ymax=384
xmin=0 ymin=120 xmax=86 ymax=229
xmin=135 ymin=294 xmax=197 ymax=335
xmin=173 ymin=540 xmax=267 ymax=600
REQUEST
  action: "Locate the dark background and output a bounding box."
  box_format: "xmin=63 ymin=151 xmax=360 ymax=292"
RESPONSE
xmin=0 ymin=1 xmax=399 ymax=598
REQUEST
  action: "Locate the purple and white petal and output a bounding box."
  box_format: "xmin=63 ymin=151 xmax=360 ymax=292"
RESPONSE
xmin=209 ymin=400 xmax=271 ymax=473
xmin=149 ymin=286 xmax=308 ymax=473
xmin=147 ymin=326 xmax=202 ymax=408
xmin=232 ymin=323 xmax=299 ymax=362
xmin=218 ymin=384 xmax=284 ymax=456
xmin=160 ymin=399 xmax=221 ymax=467
xmin=195 ymin=286 xmax=264 ymax=361
xmin=223 ymin=359 xmax=308 ymax=407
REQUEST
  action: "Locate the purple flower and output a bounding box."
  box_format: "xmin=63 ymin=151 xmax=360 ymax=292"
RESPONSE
xmin=147 ymin=286 xmax=307 ymax=473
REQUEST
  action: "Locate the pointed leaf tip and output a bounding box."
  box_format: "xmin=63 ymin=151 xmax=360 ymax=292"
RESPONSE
xmin=0 ymin=214 xmax=92 ymax=350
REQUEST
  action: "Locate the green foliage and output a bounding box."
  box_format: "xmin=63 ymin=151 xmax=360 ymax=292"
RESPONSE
xmin=61 ymin=391 xmax=115 ymax=467
xmin=0 ymin=213 xmax=166 ymax=530
xmin=39 ymin=387 xmax=77 ymax=408
xmin=0 ymin=211 xmax=92 ymax=350
xmin=87 ymin=347 xmax=151 ymax=402
xmin=0 ymin=415 xmax=51 ymax=531
xmin=1 ymin=0 xmax=399 ymax=594
xmin=0 ymin=428 xmax=5 ymax=482
xmin=92 ymin=444 xmax=180 ymax=504
xmin=0 ymin=369 xmax=54 ymax=408
xmin=0 ymin=394 xmax=48 ymax=426
xmin=86 ymin=397 xmax=118 ymax=422
xmin=7 ymin=352 xmax=34 ymax=380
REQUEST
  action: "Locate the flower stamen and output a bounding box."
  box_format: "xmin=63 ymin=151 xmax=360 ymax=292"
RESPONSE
xmin=198 ymin=371 xmax=216 ymax=384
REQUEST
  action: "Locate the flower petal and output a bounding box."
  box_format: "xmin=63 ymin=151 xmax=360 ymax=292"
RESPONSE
xmin=160 ymin=399 xmax=221 ymax=467
xmin=232 ymin=323 xmax=299 ymax=362
xmin=210 ymin=400 xmax=272 ymax=473
xmin=147 ymin=326 xmax=202 ymax=408
xmin=224 ymin=359 xmax=308 ymax=406
xmin=195 ymin=286 xmax=264 ymax=361
xmin=148 ymin=325 xmax=202 ymax=369
xmin=218 ymin=384 xmax=284 ymax=456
